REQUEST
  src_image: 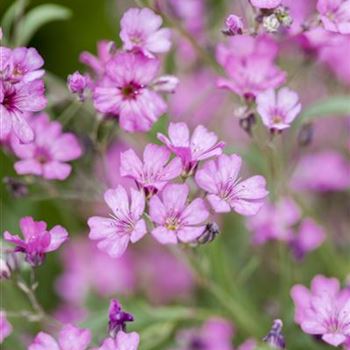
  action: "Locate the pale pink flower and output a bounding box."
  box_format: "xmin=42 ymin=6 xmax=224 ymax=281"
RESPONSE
xmin=291 ymin=275 xmax=350 ymax=347
xmin=93 ymin=52 xmax=168 ymax=132
xmin=256 ymin=88 xmax=302 ymax=130
xmin=95 ymin=331 xmax=139 ymax=350
xmin=120 ymin=8 xmax=171 ymax=57
xmin=88 ymin=186 xmax=147 ymax=258
xmin=250 ymin=0 xmax=282 ymax=9
xmin=0 ymin=311 xmax=12 ymax=344
xmin=157 ymin=122 xmax=225 ymax=174
xmin=149 ymin=184 xmax=209 ymax=244
xmin=317 ymin=0 xmax=350 ymax=34
xmin=29 ymin=324 xmax=91 ymax=350
xmin=120 ymin=144 xmax=182 ymax=197
xmin=3 ymin=216 xmax=68 ymax=266
xmin=11 ymin=114 xmax=82 ymax=180
xmin=195 ymin=154 xmax=269 ymax=216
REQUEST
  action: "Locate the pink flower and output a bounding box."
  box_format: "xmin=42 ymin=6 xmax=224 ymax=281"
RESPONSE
xmin=291 ymin=151 xmax=350 ymax=192
xmin=317 ymin=0 xmax=350 ymax=34
xmin=11 ymin=114 xmax=82 ymax=181
xmin=0 ymin=80 xmax=46 ymax=143
xmin=0 ymin=311 xmax=12 ymax=344
xmin=3 ymin=216 xmax=68 ymax=266
xmin=256 ymin=88 xmax=302 ymax=130
xmin=291 ymin=275 xmax=350 ymax=347
xmin=195 ymin=154 xmax=269 ymax=216
xmin=149 ymin=184 xmax=209 ymax=244
xmin=218 ymin=56 xmax=286 ymax=99
xmin=120 ymin=144 xmax=182 ymax=197
xmin=120 ymin=8 xmax=171 ymax=57
xmin=157 ymin=122 xmax=225 ymax=174
xmin=250 ymin=0 xmax=282 ymax=9
xmin=88 ymin=186 xmax=147 ymax=258
xmin=237 ymin=339 xmax=257 ymax=350
xmin=224 ymin=15 xmax=244 ymax=35
xmin=95 ymin=332 xmax=139 ymax=350
xmin=93 ymin=52 xmax=168 ymax=132
xmin=29 ymin=324 xmax=92 ymax=350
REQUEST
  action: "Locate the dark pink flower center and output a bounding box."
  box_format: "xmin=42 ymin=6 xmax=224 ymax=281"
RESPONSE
xmin=1 ymin=84 xmax=19 ymax=112
xmin=34 ymin=147 xmax=52 ymax=164
xmin=120 ymin=81 xmax=143 ymax=100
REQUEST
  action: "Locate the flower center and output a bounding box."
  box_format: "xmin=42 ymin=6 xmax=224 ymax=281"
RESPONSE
xmin=120 ymin=81 xmax=143 ymax=100
xmin=273 ymin=115 xmax=283 ymax=124
xmin=1 ymin=85 xmax=18 ymax=112
xmin=165 ymin=217 xmax=180 ymax=231
xmin=34 ymin=147 xmax=51 ymax=164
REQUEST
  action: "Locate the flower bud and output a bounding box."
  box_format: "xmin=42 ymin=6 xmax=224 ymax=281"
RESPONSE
xmin=0 ymin=258 xmax=11 ymax=279
xmin=197 ymin=222 xmax=220 ymax=245
xmin=263 ymin=14 xmax=281 ymax=32
xmin=263 ymin=319 xmax=286 ymax=349
xmin=67 ymin=71 xmax=88 ymax=100
xmin=298 ymin=123 xmax=313 ymax=147
xmin=152 ymin=75 xmax=179 ymax=93
xmin=108 ymin=299 xmax=134 ymax=338
xmin=3 ymin=177 xmax=28 ymax=198
xmin=223 ymin=14 xmax=244 ymax=36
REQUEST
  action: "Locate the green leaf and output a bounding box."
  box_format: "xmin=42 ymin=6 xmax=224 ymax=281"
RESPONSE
xmin=139 ymin=322 xmax=175 ymax=350
xmin=16 ymin=4 xmax=72 ymax=45
xmin=297 ymin=96 xmax=350 ymax=125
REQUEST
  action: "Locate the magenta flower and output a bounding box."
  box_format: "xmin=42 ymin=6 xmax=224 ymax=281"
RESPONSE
xmin=256 ymin=88 xmax=302 ymax=130
xmin=195 ymin=154 xmax=269 ymax=216
xmin=317 ymin=0 xmax=350 ymax=34
xmin=218 ymin=56 xmax=286 ymax=99
xmin=11 ymin=114 xmax=82 ymax=181
xmin=120 ymin=7 xmax=171 ymax=57
xmin=250 ymin=0 xmax=282 ymax=9
xmin=88 ymin=185 xmax=147 ymax=258
xmin=120 ymin=144 xmax=182 ymax=197
xmin=108 ymin=299 xmax=134 ymax=337
xmin=96 ymin=332 xmax=139 ymax=350
xmin=3 ymin=216 xmax=68 ymax=266
xmin=93 ymin=52 xmax=168 ymax=132
xmin=157 ymin=122 xmax=225 ymax=174
xmin=0 ymin=312 xmax=12 ymax=344
xmin=0 ymin=80 xmax=46 ymax=143
xmin=291 ymin=275 xmax=350 ymax=347
xmin=149 ymin=184 xmax=209 ymax=244
xmin=29 ymin=324 xmax=92 ymax=350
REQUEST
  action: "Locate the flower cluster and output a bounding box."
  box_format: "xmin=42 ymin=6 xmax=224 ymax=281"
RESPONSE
xmin=88 ymin=122 xmax=268 ymax=258
xmin=68 ymin=7 xmax=178 ymax=133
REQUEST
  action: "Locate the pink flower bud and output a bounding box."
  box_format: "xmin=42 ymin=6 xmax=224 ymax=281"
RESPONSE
xmin=224 ymin=14 xmax=244 ymax=35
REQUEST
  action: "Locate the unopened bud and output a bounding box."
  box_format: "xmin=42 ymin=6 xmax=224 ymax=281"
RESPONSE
xmin=222 ymin=14 xmax=244 ymax=36
xmin=152 ymin=75 xmax=179 ymax=93
xmin=67 ymin=71 xmax=88 ymax=100
xmin=0 ymin=258 xmax=11 ymax=279
xmin=108 ymin=299 xmax=134 ymax=338
xmin=239 ymin=113 xmax=256 ymax=136
xmin=263 ymin=319 xmax=286 ymax=349
xmin=263 ymin=14 xmax=280 ymax=32
xmin=197 ymin=222 xmax=220 ymax=245
xmin=298 ymin=123 xmax=313 ymax=147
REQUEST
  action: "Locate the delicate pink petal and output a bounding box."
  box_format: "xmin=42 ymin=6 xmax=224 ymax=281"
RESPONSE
xmin=207 ymin=194 xmax=231 ymax=213
xmin=46 ymin=225 xmax=68 ymax=252
xmin=130 ymin=219 xmax=147 ymax=243
xmin=181 ymin=198 xmax=209 ymax=225
xmin=152 ymin=226 xmax=177 ymax=244
xmin=58 ymin=324 xmax=92 ymax=350
xmin=28 ymin=332 xmax=60 ymax=350
xmin=177 ymin=226 xmax=205 ymax=243
xmin=43 ymin=162 xmax=71 ymax=180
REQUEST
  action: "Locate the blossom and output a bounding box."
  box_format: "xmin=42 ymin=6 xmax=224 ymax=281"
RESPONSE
xmin=0 ymin=80 xmax=46 ymax=143
xmin=93 ymin=52 xmax=169 ymax=132
xmin=256 ymin=87 xmax=302 ymax=130
xmin=88 ymin=185 xmax=147 ymax=258
xmin=4 ymin=216 xmax=68 ymax=266
xmin=149 ymin=184 xmax=209 ymax=244
xmin=157 ymin=122 xmax=225 ymax=174
xmin=11 ymin=113 xmax=82 ymax=180
xmin=29 ymin=324 xmax=91 ymax=350
xmin=291 ymin=275 xmax=350 ymax=347
xmin=262 ymin=319 xmax=286 ymax=349
xmin=317 ymin=0 xmax=350 ymax=34
xmin=108 ymin=299 xmax=134 ymax=337
xmin=120 ymin=7 xmax=171 ymax=57
xmin=96 ymin=332 xmax=139 ymax=350
xmin=120 ymin=144 xmax=182 ymax=197
xmin=67 ymin=71 xmax=88 ymax=98
xmin=250 ymin=0 xmax=282 ymax=9
xmin=224 ymin=15 xmax=244 ymax=36
xmin=0 ymin=312 xmax=12 ymax=344
xmin=195 ymin=154 xmax=268 ymax=216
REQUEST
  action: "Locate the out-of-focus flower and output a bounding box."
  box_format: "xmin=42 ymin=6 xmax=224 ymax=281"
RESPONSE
xmin=29 ymin=324 xmax=91 ymax=350
xmin=195 ymin=154 xmax=268 ymax=216
xmin=88 ymin=185 xmax=147 ymax=258
xmin=108 ymin=299 xmax=134 ymax=338
xmin=317 ymin=0 xmax=350 ymax=34
xmin=263 ymin=14 xmax=281 ymax=32
xmin=3 ymin=177 xmax=28 ymax=198
xmin=67 ymin=71 xmax=88 ymax=99
xmin=157 ymin=122 xmax=225 ymax=175
xmin=223 ymin=14 xmax=244 ymax=36
xmin=250 ymin=0 xmax=282 ymax=9
xmin=55 ymin=238 xmax=136 ymax=304
xmin=291 ymin=151 xmax=350 ymax=192
xmin=120 ymin=144 xmax=182 ymax=197
xmin=263 ymin=319 xmax=286 ymax=349
xmin=149 ymin=183 xmax=209 ymax=244
xmin=0 ymin=258 xmax=11 ymax=279
xmin=93 ymin=52 xmax=170 ymax=132
xmin=152 ymin=75 xmax=179 ymax=93
xmin=96 ymin=331 xmax=139 ymax=350
xmin=11 ymin=114 xmax=82 ymax=181
xmin=120 ymin=7 xmax=171 ymax=57
xmin=291 ymin=275 xmax=350 ymax=347
xmin=0 ymin=311 xmax=12 ymax=344
xmin=237 ymin=339 xmax=257 ymax=350
xmin=4 ymin=216 xmax=68 ymax=266
xmin=256 ymin=87 xmax=302 ymax=131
